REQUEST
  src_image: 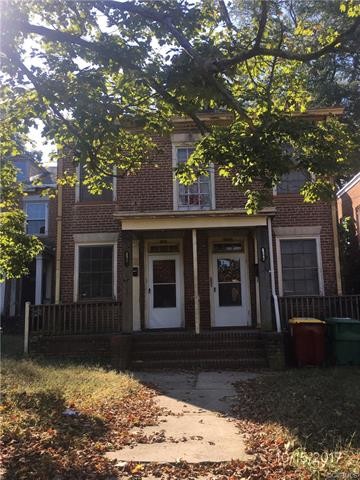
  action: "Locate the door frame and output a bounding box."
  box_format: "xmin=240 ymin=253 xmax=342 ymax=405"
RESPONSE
xmin=208 ymin=236 xmax=251 ymax=327
xmin=144 ymin=239 xmax=185 ymax=329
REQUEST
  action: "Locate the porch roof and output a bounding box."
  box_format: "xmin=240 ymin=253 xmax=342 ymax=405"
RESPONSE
xmin=114 ymin=207 xmax=276 ymax=230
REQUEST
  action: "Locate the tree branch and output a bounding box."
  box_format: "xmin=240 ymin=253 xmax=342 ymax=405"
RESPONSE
xmin=11 ymin=21 xmax=208 ymax=134
xmin=214 ymin=16 xmax=360 ymax=71
xmin=253 ymin=0 xmax=268 ymax=49
xmin=217 ymin=0 xmax=237 ymax=32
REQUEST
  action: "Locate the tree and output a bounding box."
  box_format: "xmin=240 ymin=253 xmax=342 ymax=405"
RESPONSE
xmin=338 ymin=216 xmax=360 ymax=293
xmin=0 ymin=161 xmax=43 ymax=281
xmin=1 ymin=0 xmax=360 ymax=216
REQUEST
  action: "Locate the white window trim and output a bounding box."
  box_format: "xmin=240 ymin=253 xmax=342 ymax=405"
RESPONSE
xmin=75 ymin=165 xmax=117 ymax=202
xmin=74 ymin=239 xmax=118 ymax=302
xmin=24 ymin=200 xmax=48 ymax=236
xmin=275 ymin=235 xmax=324 ymax=297
xmin=172 ymin=142 xmax=215 ymax=211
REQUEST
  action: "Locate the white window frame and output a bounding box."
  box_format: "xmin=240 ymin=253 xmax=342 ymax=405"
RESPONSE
xmin=24 ymin=199 xmax=48 ymax=236
xmin=275 ymin=234 xmax=324 ymax=296
xmin=74 ymin=236 xmax=118 ymax=302
xmin=75 ymin=165 xmax=117 ymax=203
xmin=172 ymin=140 xmax=215 ymax=211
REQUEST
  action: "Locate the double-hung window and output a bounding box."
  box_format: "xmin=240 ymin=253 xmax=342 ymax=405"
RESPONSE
xmin=276 ymin=170 xmax=309 ymax=195
xmin=78 ymin=245 xmax=114 ymax=299
xmin=176 ymin=147 xmax=212 ymax=210
xmin=25 ymin=202 xmax=47 ymax=235
xmin=279 ymin=239 xmax=321 ymax=295
xmin=78 ymin=164 xmax=113 ymax=202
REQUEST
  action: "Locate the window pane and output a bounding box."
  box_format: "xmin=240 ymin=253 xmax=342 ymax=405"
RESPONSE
xmin=177 ymin=147 xmax=194 ymax=163
xmin=79 ymin=165 xmax=113 ymax=202
xmin=153 ymin=260 xmax=175 ymax=284
xmin=27 ymin=220 xmax=46 ymax=235
xmin=153 ymin=284 xmax=176 ymax=308
xmin=27 ymin=203 xmax=46 ymax=219
xmin=219 ymin=284 xmax=242 ymax=306
xmin=277 ymin=170 xmax=308 ymax=194
xmin=78 ymin=245 xmax=113 ymax=299
xmin=217 ymin=259 xmax=241 ymax=283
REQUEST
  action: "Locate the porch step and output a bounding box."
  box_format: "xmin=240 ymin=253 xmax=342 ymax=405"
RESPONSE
xmin=130 ymin=330 xmax=268 ymax=370
xmin=135 ymin=347 xmax=264 ymax=361
xmin=131 ymin=357 xmax=267 ymax=370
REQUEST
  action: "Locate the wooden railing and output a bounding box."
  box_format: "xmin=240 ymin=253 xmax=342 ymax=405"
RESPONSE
xmin=29 ymin=302 xmax=122 ymax=335
xmin=278 ymin=295 xmax=360 ymax=329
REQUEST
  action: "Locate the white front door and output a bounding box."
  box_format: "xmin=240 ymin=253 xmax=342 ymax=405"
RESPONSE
xmin=212 ymin=250 xmax=251 ymax=327
xmin=147 ymin=255 xmax=182 ymax=329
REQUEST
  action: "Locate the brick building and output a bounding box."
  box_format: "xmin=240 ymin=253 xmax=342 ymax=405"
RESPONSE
xmin=337 ymin=172 xmax=360 ymax=240
xmin=54 ymin=110 xmax=342 ymax=337
xmin=0 ymin=155 xmax=57 ymax=326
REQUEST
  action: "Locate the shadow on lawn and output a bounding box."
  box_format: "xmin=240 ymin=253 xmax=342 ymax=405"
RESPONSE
xmin=233 ymin=368 xmax=360 ymax=454
xmin=2 ymin=390 xmax=116 ymax=480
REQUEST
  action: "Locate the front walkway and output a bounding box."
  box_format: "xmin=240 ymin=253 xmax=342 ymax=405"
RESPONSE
xmin=106 ymin=371 xmax=258 ymax=464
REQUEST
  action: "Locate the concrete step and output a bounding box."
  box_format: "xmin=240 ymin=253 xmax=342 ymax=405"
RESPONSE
xmin=133 ymin=347 xmax=265 ymax=361
xmin=130 ymin=357 xmax=268 ymax=370
xmin=132 ymin=339 xmax=264 ymax=351
xmin=131 ymin=330 xmax=261 ymax=344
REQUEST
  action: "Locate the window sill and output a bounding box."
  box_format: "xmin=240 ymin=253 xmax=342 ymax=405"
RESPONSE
xmin=76 ymin=298 xmax=118 ymax=303
xmin=75 ymin=201 xmax=116 ymax=206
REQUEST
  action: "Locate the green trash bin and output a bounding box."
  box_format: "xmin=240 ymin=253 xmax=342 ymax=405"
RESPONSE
xmin=326 ymin=317 xmax=360 ymax=366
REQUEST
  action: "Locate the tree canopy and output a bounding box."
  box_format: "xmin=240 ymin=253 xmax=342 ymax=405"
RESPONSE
xmin=1 ymin=0 xmax=360 ymax=277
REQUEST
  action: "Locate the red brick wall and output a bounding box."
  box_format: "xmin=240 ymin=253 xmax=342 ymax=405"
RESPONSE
xmin=337 ymin=180 xmax=360 ymax=238
xmin=58 ymin=129 xmax=339 ymax=323
xmin=272 ymin=196 xmax=337 ymax=295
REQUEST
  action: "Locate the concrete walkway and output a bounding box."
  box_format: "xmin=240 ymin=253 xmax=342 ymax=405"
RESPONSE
xmin=106 ymin=371 xmax=258 ymax=464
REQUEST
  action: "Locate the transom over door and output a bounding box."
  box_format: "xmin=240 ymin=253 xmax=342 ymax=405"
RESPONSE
xmin=147 ymin=255 xmax=182 ymax=329
xmin=212 ymin=250 xmax=250 ymax=327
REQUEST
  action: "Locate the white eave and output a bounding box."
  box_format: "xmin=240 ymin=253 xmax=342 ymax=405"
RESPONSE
xmin=114 ymin=207 xmax=276 ymax=231
xmin=337 ymin=172 xmax=360 ymax=198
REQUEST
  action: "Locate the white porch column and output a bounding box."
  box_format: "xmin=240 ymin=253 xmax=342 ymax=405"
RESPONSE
xmin=132 ymin=239 xmax=141 ymax=331
xmin=192 ymin=229 xmax=200 ymax=334
xmin=35 ymin=255 xmax=43 ymax=305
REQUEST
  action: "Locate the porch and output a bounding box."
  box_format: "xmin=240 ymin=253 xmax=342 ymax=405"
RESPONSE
xmin=116 ymin=208 xmax=278 ymax=333
xmin=28 ymin=294 xmax=360 ymax=336
xmin=27 ymin=294 xmax=360 ymax=369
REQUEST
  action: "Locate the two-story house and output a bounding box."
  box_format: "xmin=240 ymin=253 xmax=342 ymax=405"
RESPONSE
xmin=27 ymin=109 xmax=346 ymax=367
xmin=0 ymin=154 xmax=57 ymax=329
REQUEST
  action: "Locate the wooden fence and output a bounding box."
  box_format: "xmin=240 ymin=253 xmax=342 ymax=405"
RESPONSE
xmin=278 ymin=295 xmax=360 ymax=329
xmin=30 ymin=302 xmax=122 ymax=335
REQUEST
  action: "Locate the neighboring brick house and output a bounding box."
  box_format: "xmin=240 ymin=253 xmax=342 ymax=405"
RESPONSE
xmin=337 ymin=172 xmax=360 ymax=240
xmin=54 ymin=109 xmax=342 ymax=337
xmin=0 ymin=155 xmax=57 ymax=326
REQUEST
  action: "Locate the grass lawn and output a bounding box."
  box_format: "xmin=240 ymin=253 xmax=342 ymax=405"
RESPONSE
xmin=1 ymin=359 xmax=359 ymax=480
xmin=233 ymin=368 xmax=360 ymax=480
xmin=1 ymin=358 xmax=159 ymax=480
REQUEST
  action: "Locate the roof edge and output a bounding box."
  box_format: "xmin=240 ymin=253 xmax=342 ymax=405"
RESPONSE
xmin=337 ymin=172 xmax=360 ymax=197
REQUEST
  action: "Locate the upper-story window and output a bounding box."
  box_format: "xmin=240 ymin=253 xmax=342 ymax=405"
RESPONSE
xmin=78 ymin=164 xmax=114 ymax=202
xmin=276 ymin=170 xmax=309 ymax=195
xmin=175 ymin=147 xmax=212 ymax=210
xmin=25 ymin=202 xmax=48 ymax=235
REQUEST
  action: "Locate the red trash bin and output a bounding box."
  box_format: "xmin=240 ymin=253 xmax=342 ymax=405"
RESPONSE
xmin=288 ymin=318 xmax=326 ymax=366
